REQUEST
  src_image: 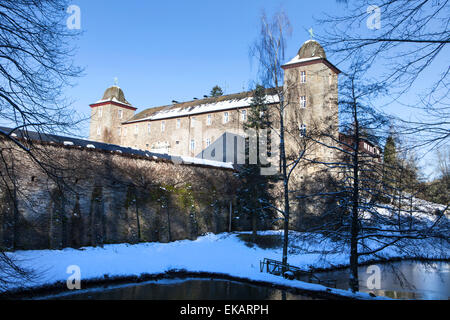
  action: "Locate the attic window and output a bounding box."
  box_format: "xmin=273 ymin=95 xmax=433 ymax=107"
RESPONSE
xmin=161 ymin=121 xmax=165 ymax=132
xmin=176 ymin=119 xmax=181 ymax=129
xmin=207 ymin=114 xmax=212 ymax=126
xmin=147 ymin=123 xmax=151 ymax=133
xmin=134 ymin=124 xmax=139 ymax=135
xmin=118 ymin=109 xmax=123 ymax=119
xmin=98 ymin=106 xmax=103 ymax=118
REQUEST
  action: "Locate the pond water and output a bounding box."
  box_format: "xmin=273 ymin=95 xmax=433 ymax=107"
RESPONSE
xmin=40 ymin=278 xmax=315 ymax=300
xmin=36 ymin=261 xmax=449 ymax=300
xmin=309 ymin=261 xmax=449 ymax=300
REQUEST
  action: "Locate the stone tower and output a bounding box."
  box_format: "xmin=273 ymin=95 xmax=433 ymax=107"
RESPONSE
xmin=89 ymin=85 xmax=137 ymax=145
xmin=282 ymin=40 xmax=340 ymax=174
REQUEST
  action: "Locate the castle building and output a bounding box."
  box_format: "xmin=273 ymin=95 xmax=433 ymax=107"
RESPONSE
xmin=89 ymin=40 xmax=341 ymax=167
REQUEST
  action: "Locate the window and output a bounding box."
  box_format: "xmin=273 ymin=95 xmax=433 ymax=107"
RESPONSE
xmin=207 ymin=114 xmax=212 ymax=126
xmin=329 ymin=74 xmax=333 ymax=86
xmin=147 ymin=123 xmax=151 ymax=133
xmin=241 ymin=110 xmax=247 ymax=121
xmin=300 ymin=71 xmax=306 ymax=83
xmin=161 ymin=121 xmax=165 ymax=132
xmin=96 ymin=126 xmax=101 ymax=136
xmin=124 ymin=127 xmax=127 ymax=136
xmin=98 ymin=107 xmax=103 ymax=118
xmin=134 ymin=124 xmax=139 ymax=135
xmin=191 ymin=117 xmax=196 ymax=128
xmin=223 ymin=112 xmax=229 ymax=123
xmin=190 ymin=139 xmax=195 ymax=151
xmin=300 ymin=96 xmax=307 ymax=108
xmin=299 ymin=124 xmax=306 ymax=137
xmin=118 ymin=127 xmax=122 ymax=136
xmin=176 ymin=119 xmax=181 ymax=129
xmin=206 ymin=138 xmax=211 ymax=147
xmin=118 ymin=109 xmax=123 ymax=119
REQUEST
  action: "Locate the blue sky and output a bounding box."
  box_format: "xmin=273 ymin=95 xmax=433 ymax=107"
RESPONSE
xmin=67 ymin=0 xmax=345 ymax=131
xmin=65 ymin=0 xmax=446 ymax=178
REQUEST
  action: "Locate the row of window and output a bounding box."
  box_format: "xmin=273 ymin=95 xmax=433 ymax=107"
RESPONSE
xmin=299 ymin=71 xmax=335 ymax=87
xmin=115 ymin=110 xmax=248 ymax=136
xmin=97 ymin=107 xmax=123 ymax=119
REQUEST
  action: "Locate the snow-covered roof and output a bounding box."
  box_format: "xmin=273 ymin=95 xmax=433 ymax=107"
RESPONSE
xmin=125 ymin=95 xmax=279 ymax=123
xmin=124 ymin=87 xmax=281 ymax=124
xmin=282 ymin=56 xmax=323 ymax=67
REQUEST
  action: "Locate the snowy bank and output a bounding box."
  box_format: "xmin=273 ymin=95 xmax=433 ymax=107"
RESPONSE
xmin=2 ymin=231 xmax=448 ymax=299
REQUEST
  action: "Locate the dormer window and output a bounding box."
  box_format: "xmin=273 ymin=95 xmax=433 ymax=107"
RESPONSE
xmin=300 ymin=96 xmax=307 ymax=108
xmin=300 ymin=71 xmax=306 ymax=83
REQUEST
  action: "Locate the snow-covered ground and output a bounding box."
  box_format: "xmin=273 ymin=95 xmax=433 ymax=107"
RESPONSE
xmin=2 ymin=230 xmax=448 ymax=299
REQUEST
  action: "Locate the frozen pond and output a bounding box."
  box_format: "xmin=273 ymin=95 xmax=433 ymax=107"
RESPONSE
xmin=309 ymin=261 xmax=449 ymax=300
xmin=39 ymin=278 xmax=316 ymax=300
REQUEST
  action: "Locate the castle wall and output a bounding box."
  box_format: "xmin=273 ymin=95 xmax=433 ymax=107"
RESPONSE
xmin=0 ymin=140 xmax=242 ymax=250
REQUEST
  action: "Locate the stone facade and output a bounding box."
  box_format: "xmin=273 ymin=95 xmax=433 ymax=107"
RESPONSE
xmin=88 ymin=40 xmax=341 ymax=167
xmin=0 ymin=139 xmax=241 ymax=250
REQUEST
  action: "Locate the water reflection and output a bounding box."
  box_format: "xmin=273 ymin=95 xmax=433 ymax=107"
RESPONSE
xmin=48 ymin=278 xmax=316 ymax=300
xmin=309 ymin=261 xmax=449 ymax=300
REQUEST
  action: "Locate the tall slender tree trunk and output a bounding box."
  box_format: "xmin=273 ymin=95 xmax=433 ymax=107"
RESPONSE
xmin=135 ymin=194 xmax=141 ymax=242
xmin=349 ymin=90 xmax=360 ymax=293
xmin=280 ymin=107 xmax=290 ymax=270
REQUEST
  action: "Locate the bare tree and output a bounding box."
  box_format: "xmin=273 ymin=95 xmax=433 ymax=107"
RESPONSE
xmin=0 ymin=0 xmax=81 ymax=286
xmin=317 ymin=0 xmax=449 ymax=150
xmin=296 ymin=61 xmax=449 ymax=292
xmin=250 ymin=11 xmax=309 ymax=269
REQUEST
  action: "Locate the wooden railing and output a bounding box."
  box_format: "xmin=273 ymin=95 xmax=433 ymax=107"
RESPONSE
xmin=260 ymin=258 xmax=337 ymax=288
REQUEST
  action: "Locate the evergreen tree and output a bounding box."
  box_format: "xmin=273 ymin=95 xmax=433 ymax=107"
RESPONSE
xmin=236 ymin=85 xmax=274 ymax=242
xmin=210 ymin=85 xmax=223 ymax=97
